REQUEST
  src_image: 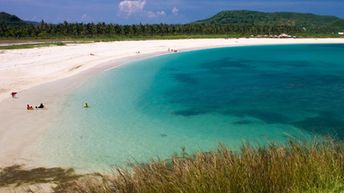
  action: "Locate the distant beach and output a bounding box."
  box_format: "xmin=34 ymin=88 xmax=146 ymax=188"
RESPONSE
xmin=1 ymin=38 xmax=344 ymax=170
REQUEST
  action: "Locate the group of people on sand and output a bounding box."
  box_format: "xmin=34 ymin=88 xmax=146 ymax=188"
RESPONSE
xmin=26 ymin=103 xmax=45 ymax=110
xmin=11 ymin=91 xmax=46 ymax=111
xmin=12 ymin=91 xmax=90 ymax=111
xmin=168 ymin=48 xmax=178 ymax=53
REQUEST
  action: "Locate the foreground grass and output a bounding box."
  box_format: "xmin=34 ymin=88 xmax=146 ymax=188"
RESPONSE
xmin=61 ymin=139 xmax=344 ymax=193
xmin=2 ymin=139 xmax=344 ymax=193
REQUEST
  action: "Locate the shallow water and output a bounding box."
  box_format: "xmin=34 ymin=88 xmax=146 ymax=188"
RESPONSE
xmin=40 ymin=44 xmax=344 ymax=170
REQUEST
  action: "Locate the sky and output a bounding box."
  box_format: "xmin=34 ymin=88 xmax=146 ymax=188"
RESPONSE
xmin=1 ymin=0 xmax=344 ymax=24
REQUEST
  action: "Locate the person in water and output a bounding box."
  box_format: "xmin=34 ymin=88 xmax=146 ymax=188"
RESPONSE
xmin=35 ymin=103 xmax=45 ymax=109
xmin=84 ymin=102 xmax=89 ymax=108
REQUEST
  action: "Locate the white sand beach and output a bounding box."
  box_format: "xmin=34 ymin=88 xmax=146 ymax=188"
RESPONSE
xmin=1 ymin=38 xmax=344 ymax=169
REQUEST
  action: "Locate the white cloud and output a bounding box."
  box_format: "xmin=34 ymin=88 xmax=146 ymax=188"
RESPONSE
xmin=118 ymin=0 xmax=167 ymax=19
xmin=147 ymin=10 xmax=166 ymax=18
xmin=118 ymin=0 xmax=146 ymax=16
xmin=156 ymin=11 xmax=166 ymax=17
xmin=172 ymin=7 xmax=179 ymax=16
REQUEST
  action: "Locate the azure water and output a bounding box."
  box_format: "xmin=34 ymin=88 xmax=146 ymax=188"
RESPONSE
xmin=41 ymin=44 xmax=344 ymax=170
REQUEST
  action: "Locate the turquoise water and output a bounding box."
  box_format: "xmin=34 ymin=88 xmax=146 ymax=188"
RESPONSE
xmin=42 ymin=44 xmax=344 ymax=170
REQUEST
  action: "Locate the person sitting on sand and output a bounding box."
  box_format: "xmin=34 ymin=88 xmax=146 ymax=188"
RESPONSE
xmin=11 ymin=92 xmax=17 ymax=98
xmin=26 ymin=104 xmax=33 ymax=110
xmin=84 ymin=102 xmax=89 ymax=108
xmin=35 ymin=103 xmax=45 ymax=109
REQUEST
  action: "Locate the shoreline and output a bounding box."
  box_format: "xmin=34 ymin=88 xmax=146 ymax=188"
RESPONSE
xmin=0 ymin=51 xmax=168 ymax=169
xmin=1 ymin=38 xmax=344 ymax=170
xmin=1 ymin=38 xmax=344 ymax=103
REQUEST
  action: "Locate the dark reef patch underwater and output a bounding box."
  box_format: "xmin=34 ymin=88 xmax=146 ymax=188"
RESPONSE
xmin=144 ymin=44 xmax=344 ymax=139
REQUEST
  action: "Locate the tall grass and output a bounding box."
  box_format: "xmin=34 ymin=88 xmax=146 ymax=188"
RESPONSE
xmin=56 ymin=139 xmax=344 ymax=193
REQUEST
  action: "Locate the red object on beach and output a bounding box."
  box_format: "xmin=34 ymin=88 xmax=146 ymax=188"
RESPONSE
xmin=11 ymin=92 xmax=17 ymax=98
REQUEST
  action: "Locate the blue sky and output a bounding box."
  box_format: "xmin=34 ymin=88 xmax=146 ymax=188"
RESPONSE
xmin=1 ymin=0 xmax=343 ymax=24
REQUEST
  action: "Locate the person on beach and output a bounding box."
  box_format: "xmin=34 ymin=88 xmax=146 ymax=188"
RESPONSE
xmin=84 ymin=102 xmax=89 ymax=108
xmin=35 ymin=103 xmax=45 ymax=109
xmin=26 ymin=104 xmax=33 ymax=110
xmin=11 ymin=92 xmax=17 ymax=98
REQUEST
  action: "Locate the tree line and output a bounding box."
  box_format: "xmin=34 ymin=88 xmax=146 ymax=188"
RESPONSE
xmin=0 ymin=21 xmax=318 ymax=38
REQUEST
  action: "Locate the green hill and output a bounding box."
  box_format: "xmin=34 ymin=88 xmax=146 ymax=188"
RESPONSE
xmin=0 ymin=12 xmax=27 ymax=25
xmin=194 ymin=10 xmax=344 ymax=32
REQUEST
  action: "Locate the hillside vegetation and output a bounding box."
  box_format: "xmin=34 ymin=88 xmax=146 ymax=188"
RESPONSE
xmin=195 ymin=10 xmax=344 ymax=32
xmin=0 ymin=12 xmax=27 ymax=26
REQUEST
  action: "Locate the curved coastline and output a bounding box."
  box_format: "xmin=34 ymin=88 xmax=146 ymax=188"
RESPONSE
xmin=2 ymin=38 xmax=344 ymax=103
xmin=0 ymin=51 xmax=168 ymax=169
xmin=1 ymin=38 xmax=344 ymax=169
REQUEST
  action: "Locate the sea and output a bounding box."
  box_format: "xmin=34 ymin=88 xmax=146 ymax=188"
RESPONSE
xmin=39 ymin=44 xmax=344 ymax=170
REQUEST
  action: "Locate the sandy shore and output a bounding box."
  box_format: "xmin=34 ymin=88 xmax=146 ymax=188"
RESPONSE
xmin=1 ymin=38 xmax=344 ymax=169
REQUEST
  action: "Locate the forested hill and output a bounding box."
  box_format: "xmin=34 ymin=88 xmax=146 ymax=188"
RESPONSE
xmin=0 ymin=12 xmax=26 ymax=25
xmin=194 ymin=10 xmax=344 ymax=31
